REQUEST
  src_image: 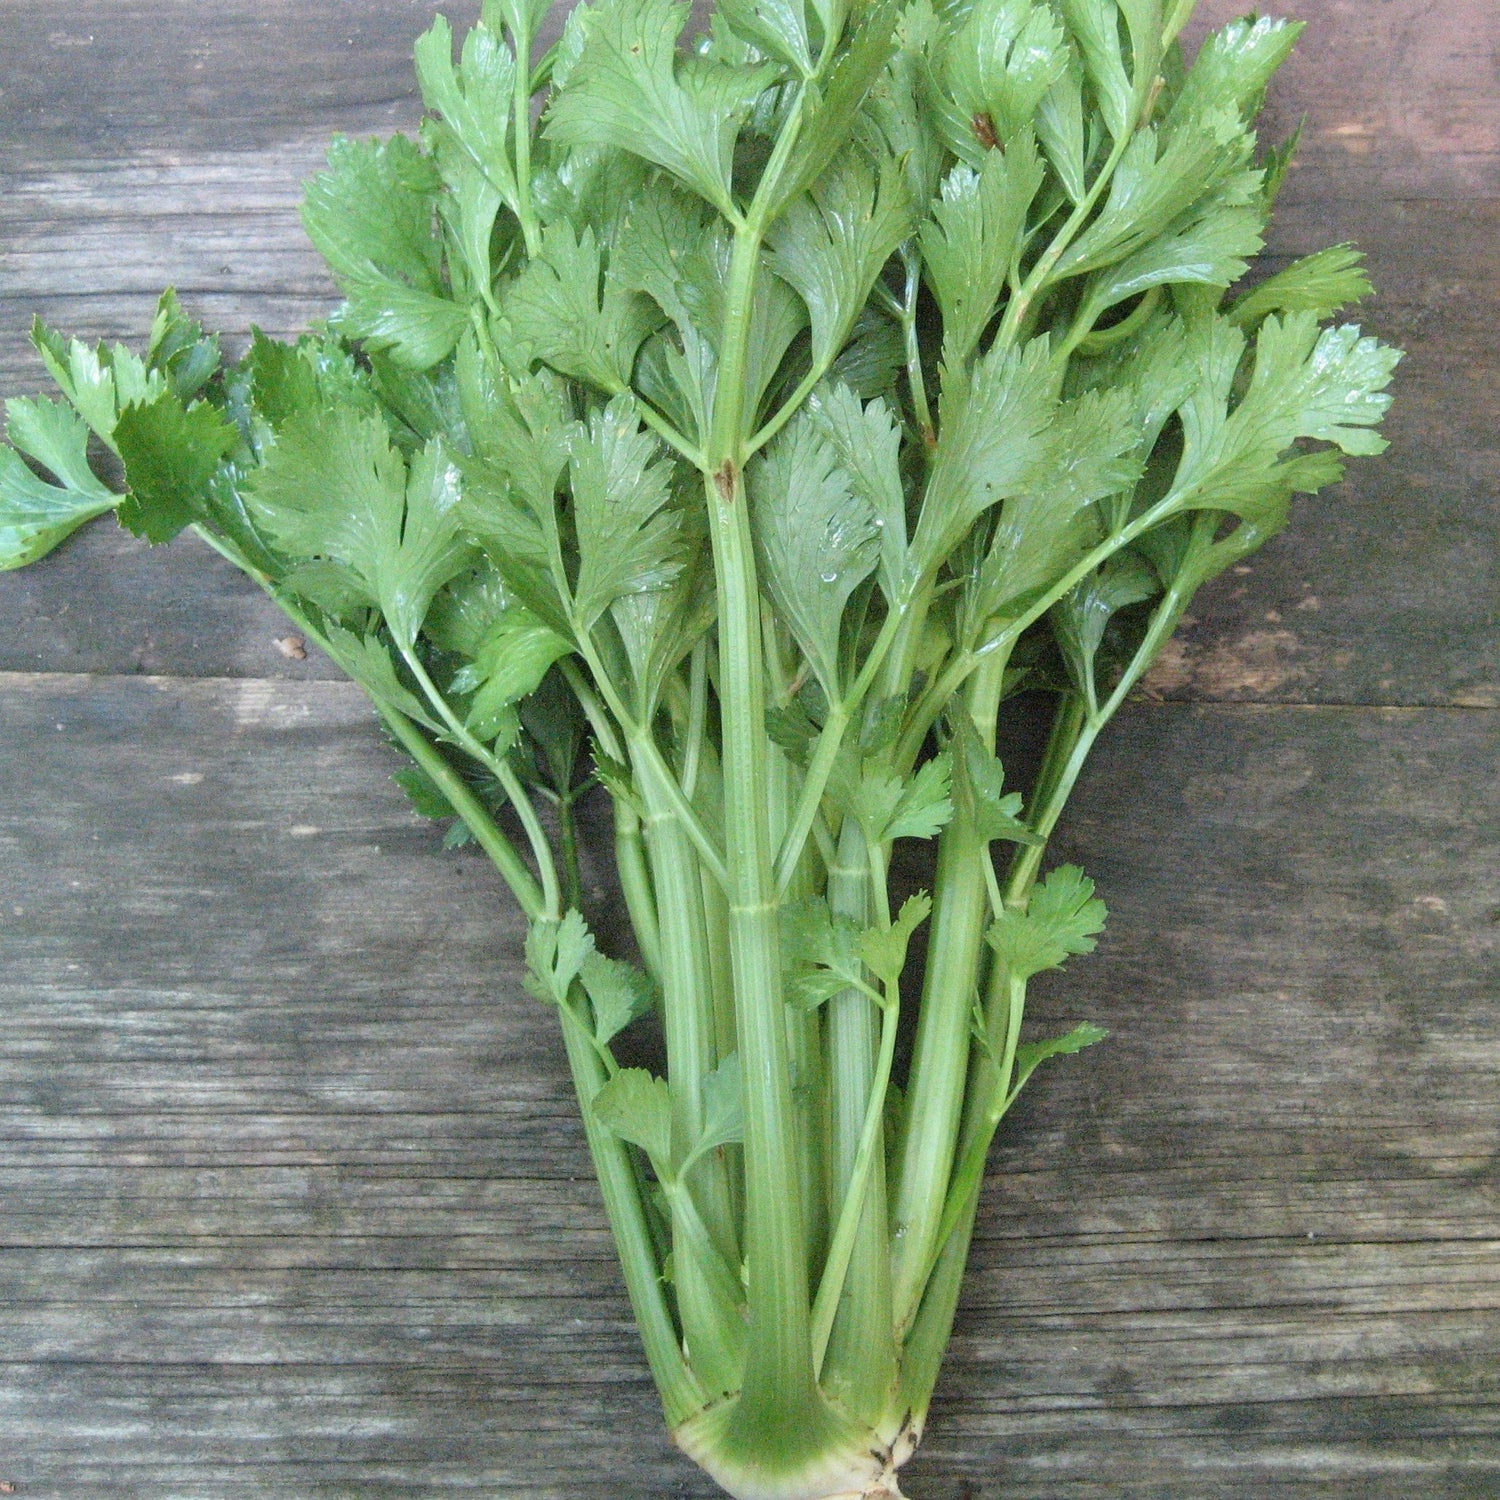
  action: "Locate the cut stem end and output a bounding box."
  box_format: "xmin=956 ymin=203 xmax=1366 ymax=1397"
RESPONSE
xmin=672 ymin=1398 xmax=920 ymax=1500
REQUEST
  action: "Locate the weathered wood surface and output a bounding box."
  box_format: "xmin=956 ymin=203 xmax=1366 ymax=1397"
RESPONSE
xmin=1 ymin=0 xmax=1497 ymax=701
xmin=0 ymin=1 xmax=1496 ymax=1496
xmin=1 ymin=676 xmax=1498 ymax=1497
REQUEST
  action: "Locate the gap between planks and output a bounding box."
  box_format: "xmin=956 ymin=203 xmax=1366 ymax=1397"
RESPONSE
xmin=2 ymin=668 xmax=1497 ymax=716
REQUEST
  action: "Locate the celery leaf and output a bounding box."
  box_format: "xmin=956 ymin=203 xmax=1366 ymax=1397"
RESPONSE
xmin=768 ymin=151 xmax=912 ymax=372
xmin=695 ymin=1051 xmax=745 ymax=1158
xmin=545 ymin=0 xmax=771 ymax=215
xmin=859 ymin=892 xmax=932 ymax=988
xmin=302 ymin=136 xmax=468 ymax=369
xmin=806 ymin=382 xmax=908 ymax=603
xmin=1011 ymin=1021 xmax=1109 ymax=1092
xmin=594 ymin=1067 xmax=674 ymax=1172
xmin=569 ymin=396 xmax=684 ymax=629
xmin=951 ymin=720 xmax=1043 ymax=847
xmin=0 ymin=446 xmax=116 ymax=571
xmin=526 ymin=910 xmax=597 ymax=1003
xmin=988 ymin=864 xmax=1107 ymax=980
xmin=415 ymin=16 xmax=520 ymax=211
xmin=920 ymin=136 xmax=1044 ymax=364
xmin=248 ymin=405 xmax=474 ymax=647
xmin=750 ymin=414 xmax=878 ymax=697
xmin=916 ymin=335 xmax=1059 ymax=571
xmin=581 ymin=951 xmax=658 ymax=1046
xmin=504 ymin=221 xmax=658 ymax=392
xmin=1228 ymin=244 xmax=1372 ymax=330
xmin=114 ymin=390 xmax=238 ymax=544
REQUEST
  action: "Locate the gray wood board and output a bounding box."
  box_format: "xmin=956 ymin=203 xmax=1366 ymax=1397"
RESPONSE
xmin=0 ymin=190 xmax=1493 ymax=701
xmin=0 ymin=672 xmax=1496 ymax=1496
xmin=1 ymin=0 xmax=1492 ymax=189
xmin=0 ymin=1 xmax=484 ymax=167
xmin=0 ymin=3 xmax=1495 ymax=703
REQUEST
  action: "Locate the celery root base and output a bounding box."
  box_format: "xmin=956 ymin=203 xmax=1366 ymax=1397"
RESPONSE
xmin=672 ymin=1398 xmax=920 ymax=1500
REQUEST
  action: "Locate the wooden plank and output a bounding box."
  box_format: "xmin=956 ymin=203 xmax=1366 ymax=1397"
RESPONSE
xmin=0 ymin=673 xmax=1496 ymax=1493
xmin=1 ymin=199 xmax=1493 ymax=699
xmin=0 ymin=0 xmax=1491 ymax=192
xmin=1188 ymin=0 xmax=1500 ymax=204
xmin=1147 ymin=197 xmax=1500 ymax=709
xmin=0 ymin=1 xmax=483 ymax=166
xmin=1 ymin=14 xmax=1493 ymax=701
xmin=4 ymin=188 xmax=1491 ymax=699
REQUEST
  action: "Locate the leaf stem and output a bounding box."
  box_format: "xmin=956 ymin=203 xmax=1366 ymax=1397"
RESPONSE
xmin=631 ymin=385 xmax=708 ymax=469
xmin=632 ymin=732 xmax=729 ymax=889
xmin=895 ymin=474 xmax=1205 ymax=770
xmin=906 ymin=568 xmax=1200 ymax=1372
xmin=567 ymin=645 xmax=729 ymax=889
xmin=699 ymin=103 xmax=834 ymax=1437
xmin=1066 ymin=284 xmax=1163 ymax=360
xmin=614 ymin=798 xmax=664 ymax=979
xmin=810 ymin=977 xmax=899 ymax=1377
xmin=888 ymin=645 xmax=1009 ymax=1329
xmin=557 ymin=789 xmax=584 ymax=912
xmin=636 ymin=750 xmax=743 ymax=1395
xmin=554 ymin=986 xmax=707 ymax=1427
xmin=901 ymin=247 xmax=935 ymax=444
xmin=378 ymin=701 xmax=546 ymax=921
xmin=773 ymin=600 xmax=906 ymax=893
xmin=993 ymin=125 xmax=1135 ymax=353
xmin=400 ymin=644 xmax=562 ymax=918
xmin=186 ymin=526 xmax=552 ymax=920
xmin=812 ymin=814 xmax=897 ymax=1417
xmin=507 ymin=10 xmax=540 ymax=258
xmin=681 ymin=641 xmax=709 ymax=800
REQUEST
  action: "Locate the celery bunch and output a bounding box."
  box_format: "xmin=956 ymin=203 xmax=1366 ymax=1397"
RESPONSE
xmin=0 ymin=1 xmax=1398 ymax=1494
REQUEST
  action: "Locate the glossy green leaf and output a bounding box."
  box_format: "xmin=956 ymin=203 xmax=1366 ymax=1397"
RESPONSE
xmin=5 ymin=397 xmax=113 ymax=503
xmin=750 ymin=412 xmax=878 ymax=696
xmin=987 ymin=863 xmax=1107 ymax=980
xmin=938 ymin=0 xmax=1069 ymax=157
xmin=773 ymin=0 xmax=901 ymax=210
xmin=569 ymin=396 xmax=683 ymax=629
xmin=247 ymin=404 xmax=475 ymax=647
xmin=920 ymin=133 xmax=1044 ymax=363
xmin=525 ymin=909 xmax=597 ymax=1002
xmin=504 ymin=220 xmax=658 ymax=392
xmin=0 ymin=408 xmax=118 ymax=570
xmin=1173 ymin=311 xmax=1401 ymax=526
xmin=452 ymin=601 xmax=574 ymax=735
xmin=768 ymin=150 xmax=912 ymax=373
xmin=115 ymin=390 xmax=238 ymax=544
xmin=1051 ymin=550 xmax=1159 ymax=710
xmin=321 ymin=625 xmax=445 ymax=731
xmin=719 ymin=0 xmax=813 ymax=75
xmin=1011 ymin=1021 xmax=1109 ymax=1092
xmin=1228 ymin=244 xmax=1372 ymax=330
xmin=694 ymin=1051 xmax=746 ymax=1159
xmin=545 ymin=0 xmax=772 ymax=215
xmin=859 ymin=891 xmax=932 ymax=987
xmin=806 ymin=381 xmax=908 ymax=603
xmin=415 ymin=15 xmax=521 ymax=210
xmin=951 ymin=719 xmax=1043 ymax=847
xmin=581 ymin=950 xmax=658 ymax=1046
xmin=914 ymin=335 xmax=1059 ymax=573
xmin=302 ymin=135 xmax=468 ymax=368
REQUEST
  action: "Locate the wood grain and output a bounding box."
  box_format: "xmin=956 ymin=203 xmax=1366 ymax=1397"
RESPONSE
xmin=1 ymin=3 xmax=1494 ymax=702
xmin=0 ymin=676 xmax=1496 ymax=1495
xmin=0 ymin=2 xmax=482 ymax=165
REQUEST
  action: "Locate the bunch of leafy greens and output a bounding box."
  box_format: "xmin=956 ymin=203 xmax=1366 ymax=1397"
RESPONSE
xmin=0 ymin=0 xmax=1398 ymax=1493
